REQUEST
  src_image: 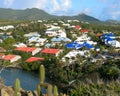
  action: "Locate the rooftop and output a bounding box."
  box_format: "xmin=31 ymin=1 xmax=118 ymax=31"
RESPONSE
xmin=25 ymin=57 xmax=44 ymax=62
xmin=41 ymin=48 xmax=61 ymax=54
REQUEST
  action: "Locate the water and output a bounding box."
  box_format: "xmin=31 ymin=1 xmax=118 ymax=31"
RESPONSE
xmin=0 ymin=68 xmax=41 ymax=91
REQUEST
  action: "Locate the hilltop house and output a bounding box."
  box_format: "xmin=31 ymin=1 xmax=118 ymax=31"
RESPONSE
xmin=40 ymin=48 xmax=63 ymax=57
xmin=14 ymin=47 xmax=41 ymax=55
xmin=2 ymin=55 xmax=21 ymax=63
xmin=45 ymin=26 xmax=66 ymax=37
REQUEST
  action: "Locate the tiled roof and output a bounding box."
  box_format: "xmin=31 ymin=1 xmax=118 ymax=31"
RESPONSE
xmin=14 ymin=47 xmax=37 ymax=52
xmin=25 ymin=57 xmax=44 ymax=62
xmin=41 ymin=48 xmax=61 ymax=54
xmin=3 ymin=55 xmax=16 ymax=60
xmin=75 ymin=25 xmax=81 ymax=30
xmin=80 ymin=30 xmax=90 ymax=33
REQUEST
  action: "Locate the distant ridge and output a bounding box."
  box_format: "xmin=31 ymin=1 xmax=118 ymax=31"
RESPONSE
xmin=0 ymin=8 xmax=100 ymax=23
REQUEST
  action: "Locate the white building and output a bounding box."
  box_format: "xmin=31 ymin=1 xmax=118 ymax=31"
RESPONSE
xmin=45 ymin=26 xmax=66 ymax=37
xmin=13 ymin=43 xmax=27 ymax=47
xmin=24 ymin=32 xmax=41 ymax=38
xmin=62 ymin=50 xmax=90 ymax=63
xmin=0 ymin=25 xmax=14 ymax=31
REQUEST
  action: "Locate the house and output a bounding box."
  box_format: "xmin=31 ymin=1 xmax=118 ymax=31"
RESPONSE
xmin=66 ymin=41 xmax=94 ymax=50
xmin=62 ymin=23 xmax=70 ymax=27
xmin=75 ymin=34 xmax=97 ymax=46
xmin=73 ymin=20 xmax=80 ymax=22
xmin=51 ymin=36 xmax=71 ymax=44
xmin=40 ymin=48 xmax=63 ymax=57
xmin=14 ymin=47 xmax=41 ymax=55
xmin=96 ymin=33 xmax=102 ymax=37
xmin=45 ymin=26 xmax=66 ymax=37
xmin=28 ymin=37 xmax=47 ymax=46
xmin=13 ymin=43 xmax=27 ymax=47
xmin=80 ymin=30 xmax=90 ymax=33
xmin=75 ymin=34 xmax=91 ymax=42
xmin=20 ymin=23 xmax=28 ymax=27
xmin=25 ymin=57 xmax=44 ymax=63
xmin=75 ymin=25 xmax=82 ymax=30
xmin=2 ymin=55 xmax=21 ymax=63
xmin=37 ymin=20 xmax=43 ymax=23
xmin=66 ymin=42 xmax=83 ymax=49
xmin=24 ymin=32 xmax=41 ymax=38
xmin=101 ymin=33 xmax=120 ymax=48
xmin=0 ymin=25 xmax=14 ymax=31
xmin=62 ymin=50 xmax=90 ymax=63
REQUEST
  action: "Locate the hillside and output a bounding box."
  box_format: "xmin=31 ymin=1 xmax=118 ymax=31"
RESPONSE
xmin=0 ymin=8 xmax=100 ymax=23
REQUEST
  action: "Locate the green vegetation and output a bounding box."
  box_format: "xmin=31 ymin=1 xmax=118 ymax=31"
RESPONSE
xmin=36 ymin=84 xmax=41 ymax=96
xmin=54 ymin=85 xmax=59 ymax=96
xmin=0 ymin=16 xmax=120 ymax=96
xmin=69 ymin=79 xmax=120 ymax=96
xmin=40 ymin=65 xmax=45 ymax=83
xmin=0 ymin=8 xmax=100 ymax=23
xmin=14 ymin=78 xmax=21 ymax=96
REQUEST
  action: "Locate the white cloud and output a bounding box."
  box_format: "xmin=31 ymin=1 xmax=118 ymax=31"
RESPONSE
xmin=32 ymin=0 xmax=47 ymax=9
xmin=4 ymin=0 xmax=14 ymax=7
xmin=32 ymin=0 xmax=72 ymax=15
xmin=83 ymin=8 xmax=91 ymax=15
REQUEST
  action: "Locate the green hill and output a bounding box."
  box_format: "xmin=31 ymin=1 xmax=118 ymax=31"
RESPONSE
xmin=0 ymin=8 xmax=100 ymax=23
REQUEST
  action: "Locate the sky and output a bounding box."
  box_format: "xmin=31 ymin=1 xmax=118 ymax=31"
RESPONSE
xmin=0 ymin=0 xmax=120 ymax=21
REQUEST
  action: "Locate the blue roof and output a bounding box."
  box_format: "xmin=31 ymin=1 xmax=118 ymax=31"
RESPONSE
xmin=108 ymin=33 xmax=114 ymax=36
xmin=84 ymin=42 xmax=94 ymax=49
xmin=66 ymin=42 xmax=83 ymax=49
xmin=45 ymin=43 xmax=51 ymax=47
xmin=66 ymin=41 xmax=94 ymax=49
xmin=102 ymin=33 xmax=115 ymax=38
xmin=51 ymin=36 xmax=71 ymax=42
xmin=75 ymin=44 xmax=83 ymax=49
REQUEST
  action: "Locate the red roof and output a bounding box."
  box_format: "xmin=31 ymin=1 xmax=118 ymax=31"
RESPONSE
xmin=25 ymin=57 xmax=44 ymax=63
xmin=96 ymin=33 xmax=102 ymax=37
xmin=75 ymin=25 xmax=81 ymax=30
xmin=41 ymin=48 xmax=61 ymax=54
xmin=80 ymin=30 xmax=90 ymax=33
xmin=3 ymin=55 xmax=16 ymax=60
xmin=14 ymin=47 xmax=37 ymax=52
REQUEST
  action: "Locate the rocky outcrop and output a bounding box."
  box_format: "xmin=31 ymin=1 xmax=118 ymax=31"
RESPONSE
xmin=1 ymin=86 xmax=14 ymax=96
xmin=0 ymin=86 xmax=35 ymax=96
